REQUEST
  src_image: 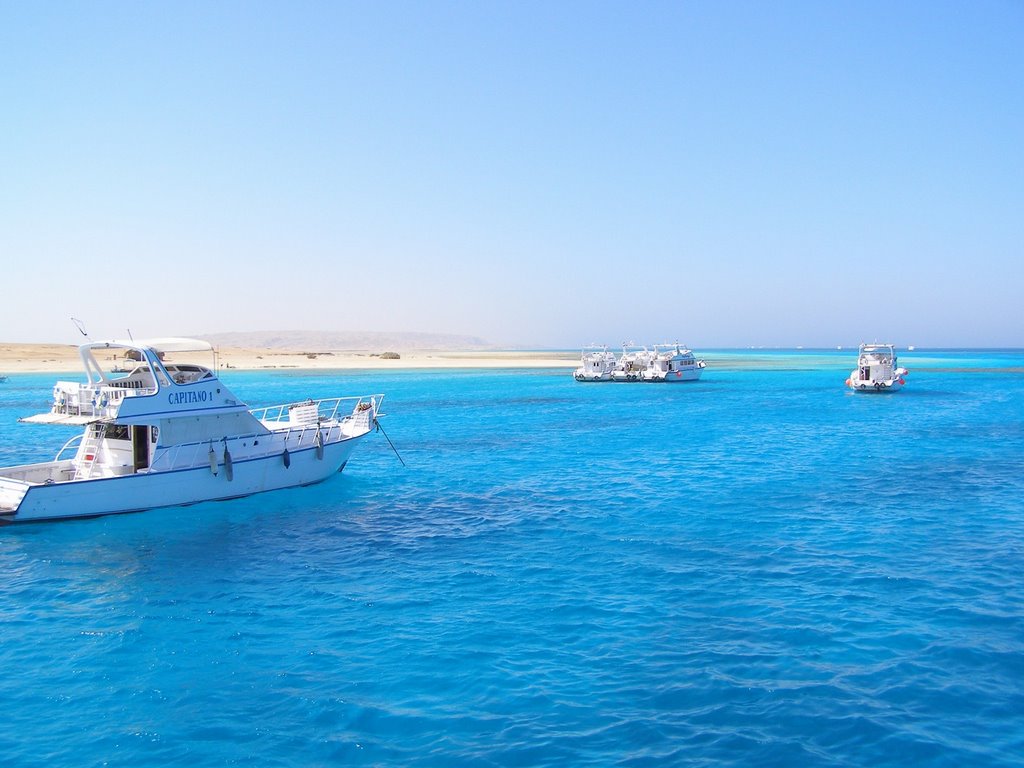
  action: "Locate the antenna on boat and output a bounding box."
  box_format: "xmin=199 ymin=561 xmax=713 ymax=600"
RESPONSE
xmin=127 ymin=328 xmax=134 ymax=341
xmin=71 ymin=317 xmax=89 ymax=339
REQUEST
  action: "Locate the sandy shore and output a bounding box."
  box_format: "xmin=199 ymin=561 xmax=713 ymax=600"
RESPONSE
xmin=0 ymin=343 xmax=578 ymax=374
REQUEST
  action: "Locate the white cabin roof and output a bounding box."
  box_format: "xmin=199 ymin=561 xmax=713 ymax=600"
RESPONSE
xmin=84 ymin=338 xmax=213 ymax=354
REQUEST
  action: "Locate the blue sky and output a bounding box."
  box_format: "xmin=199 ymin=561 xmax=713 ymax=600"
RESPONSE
xmin=2 ymin=1 xmax=1021 ymax=347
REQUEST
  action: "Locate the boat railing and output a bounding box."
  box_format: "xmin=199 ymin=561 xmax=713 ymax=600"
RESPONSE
xmin=250 ymin=395 xmax=381 ymax=426
xmin=54 ymin=434 xmax=85 ymax=462
xmin=52 ymin=382 xmax=155 ymax=419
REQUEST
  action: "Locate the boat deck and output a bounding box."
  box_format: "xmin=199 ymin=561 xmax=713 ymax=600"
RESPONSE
xmin=19 ymin=413 xmax=96 ymax=425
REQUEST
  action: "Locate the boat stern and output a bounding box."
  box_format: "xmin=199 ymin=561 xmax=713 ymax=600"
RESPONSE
xmin=0 ymin=477 xmax=30 ymax=521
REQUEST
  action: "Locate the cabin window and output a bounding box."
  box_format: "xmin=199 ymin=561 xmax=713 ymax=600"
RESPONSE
xmin=106 ymin=424 xmax=130 ymax=441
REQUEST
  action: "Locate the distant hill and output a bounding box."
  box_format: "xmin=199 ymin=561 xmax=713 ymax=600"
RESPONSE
xmin=200 ymin=330 xmax=492 ymax=351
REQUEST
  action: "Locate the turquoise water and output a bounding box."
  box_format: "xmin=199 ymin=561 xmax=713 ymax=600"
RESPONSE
xmin=1 ymin=350 xmax=1023 ymax=766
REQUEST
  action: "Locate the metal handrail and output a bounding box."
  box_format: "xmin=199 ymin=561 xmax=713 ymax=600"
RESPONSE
xmin=250 ymin=395 xmax=382 ymax=424
xmin=54 ymin=434 xmax=84 ymax=461
xmin=51 ymin=382 xmax=148 ymax=419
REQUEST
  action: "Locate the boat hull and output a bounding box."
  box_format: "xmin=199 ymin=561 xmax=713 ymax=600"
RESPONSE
xmin=641 ymin=369 xmax=703 ymax=382
xmin=610 ymin=372 xmax=643 ymax=382
xmin=848 ymin=379 xmax=905 ymax=393
xmin=573 ymin=371 xmax=613 ymax=382
xmin=2 ymin=436 xmax=366 ymax=523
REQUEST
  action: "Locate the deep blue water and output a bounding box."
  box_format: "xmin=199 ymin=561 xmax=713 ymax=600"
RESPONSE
xmin=2 ymin=350 xmax=1023 ymax=767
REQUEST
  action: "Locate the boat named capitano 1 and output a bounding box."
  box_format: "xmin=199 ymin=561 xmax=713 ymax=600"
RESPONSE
xmin=574 ymin=343 xmax=705 ymax=382
xmin=0 ymin=338 xmax=384 ymax=523
xmin=846 ymin=343 xmax=908 ymax=392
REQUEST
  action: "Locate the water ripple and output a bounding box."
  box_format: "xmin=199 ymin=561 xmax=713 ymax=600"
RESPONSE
xmin=3 ymin=362 xmax=1024 ymax=766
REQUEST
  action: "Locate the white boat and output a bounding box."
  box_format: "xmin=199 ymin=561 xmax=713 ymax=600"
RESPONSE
xmin=610 ymin=345 xmax=654 ymax=382
xmin=846 ymin=343 xmax=908 ymax=393
xmin=640 ymin=344 xmax=706 ymax=382
xmin=573 ymin=346 xmax=617 ymax=382
xmin=0 ymin=338 xmax=383 ymax=523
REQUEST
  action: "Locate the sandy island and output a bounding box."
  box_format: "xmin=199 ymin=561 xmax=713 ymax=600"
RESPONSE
xmin=0 ymin=343 xmax=579 ymax=374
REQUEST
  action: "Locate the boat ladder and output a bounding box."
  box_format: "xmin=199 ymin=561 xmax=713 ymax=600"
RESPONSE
xmin=74 ymin=423 xmax=107 ymax=480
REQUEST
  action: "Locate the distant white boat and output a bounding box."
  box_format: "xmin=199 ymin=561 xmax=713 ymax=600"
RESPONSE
xmin=611 ymin=345 xmax=655 ymax=382
xmin=640 ymin=344 xmax=706 ymax=382
xmin=1 ymin=337 xmax=384 ymax=522
xmin=573 ymin=345 xmax=617 ymax=382
xmin=846 ymin=343 xmax=908 ymax=393
xmin=908 ymin=345 xmax=915 ymax=351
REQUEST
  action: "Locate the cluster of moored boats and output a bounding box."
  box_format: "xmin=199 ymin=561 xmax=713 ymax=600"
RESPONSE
xmin=575 ymin=341 xmax=909 ymax=393
xmin=573 ymin=343 xmax=706 ymax=383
